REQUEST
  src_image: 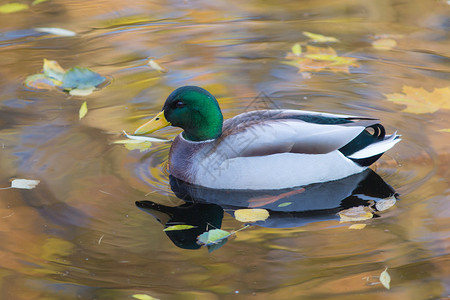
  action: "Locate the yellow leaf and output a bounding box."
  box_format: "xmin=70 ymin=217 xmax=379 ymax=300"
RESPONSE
xmin=32 ymin=0 xmax=49 ymax=5
xmin=132 ymin=294 xmax=159 ymax=300
xmin=380 ymin=267 xmax=391 ymax=290
xmin=438 ymin=128 xmax=450 ymax=132
xmin=163 ymin=225 xmax=197 ymax=231
xmin=0 ymin=3 xmax=29 ymax=13
xmin=349 ymin=224 xmax=366 ymax=230
xmin=148 ymin=58 xmax=167 ymax=73
xmin=234 ymin=209 xmax=269 ymax=222
xmin=79 ymin=101 xmax=88 ymax=120
xmin=43 ymin=59 xmax=65 ymax=81
xmin=385 ymin=86 xmax=450 ymax=114
xmin=114 ymin=139 xmax=153 ymax=152
xmin=291 ymin=43 xmax=302 ymax=56
xmin=372 ymin=38 xmax=397 ymax=50
xmin=338 ymin=206 xmax=373 ymax=222
xmin=303 ymin=31 xmax=339 ymax=43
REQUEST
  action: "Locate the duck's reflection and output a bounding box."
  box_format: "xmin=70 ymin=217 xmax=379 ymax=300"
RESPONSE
xmin=136 ymin=169 xmax=397 ymax=250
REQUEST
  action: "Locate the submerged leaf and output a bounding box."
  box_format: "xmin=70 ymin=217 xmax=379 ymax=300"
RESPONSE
xmin=79 ymin=101 xmax=88 ymax=119
xmin=234 ymin=209 xmax=269 ymax=222
xmin=43 ymin=59 xmax=65 ymax=81
xmin=380 ymin=268 xmax=391 ymax=290
xmin=10 ymin=179 xmax=40 ymax=190
xmin=35 ymin=27 xmax=76 ymax=37
xmin=291 ymin=43 xmax=302 ymax=56
xmin=372 ymin=38 xmax=397 ymax=50
xmin=303 ymin=31 xmax=339 ymax=43
xmin=338 ymin=206 xmax=373 ymax=222
xmin=163 ymin=225 xmax=197 ymax=231
xmin=114 ymin=140 xmax=152 ymax=152
xmin=0 ymin=3 xmax=29 ymax=13
xmin=24 ymin=73 xmax=60 ymax=90
xmin=62 ymin=67 xmax=106 ymax=90
xmin=384 ymin=86 xmax=450 ymax=114
xmin=197 ymin=229 xmax=231 ymax=246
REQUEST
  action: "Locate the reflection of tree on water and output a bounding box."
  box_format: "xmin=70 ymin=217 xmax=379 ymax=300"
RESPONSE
xmin=136 ymin=169 xmax=398 ymax=250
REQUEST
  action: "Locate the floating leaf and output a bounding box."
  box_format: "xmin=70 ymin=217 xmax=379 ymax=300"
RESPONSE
xmin=0 ymin=3 xmax=29 ymax=13
xmin=278 ymin=202 xmax=292 ymax=208
xmin=438 ymin=128 xmax=450 ymax=132
xmin=338 ymin=206 xmax=373 ymax=222
xmin=148 ymin=58 xmax=167 ymax=73
xmin=163 ymin=225 xmax=197 ymax=231
xmin=32 ymin=0 xmax=50 ymax=5
xmin=35 ymin=27 xmax=76 ymax=37
xmin=132 ymin=294 xmax=159 ymax=300
xmin=384 ymin=86 xmax=450 ymax=114
xmin=69 ymin=87 xmax=96 ymax=96
xmin=10 ymin=179 xmax=40 ymax=190
xmin=43 ymin=59 xmax=65 ymax=81
xmin=372 ymin=38 xmax=397 ymax=50
xmin=375 ymin=196 xmax=396 ymax=212
xmin=285 ymin=45 xmax=359 ymax=73
xmin=380 ymin=268 xmax=391 ymax=290
xmin=24 ymin=73 xmax=59 ymax=90
xmin=234 ymin=209 xmax=269 ymax=222
xmin=291 ymin=43 xmax=302 ymax=56
xmin=62 ymin=67 xmax=106 ymax=90
xmin=197 ymin=229 xmax=231 ymax=246
xmin=303 ymin=31 xmax=339 ymax=43
xmin=349 ymin=224 xmax=367 ymax=230
xmin=79 ymin=101 xmax=88 ymax=119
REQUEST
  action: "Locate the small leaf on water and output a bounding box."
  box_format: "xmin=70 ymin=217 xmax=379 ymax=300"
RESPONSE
xmin=303 ymin=31 xmax=339 ymax=43
xmin=349 ymin=224 xmax=367 ymax=230
xmin=375 ymin=196 xmax=396 ymax=212
xmin=380 ymin=267 xmax=391 ymax=290
xmin=148 ymin=58 xmax=168 ymax=73
xmin=69 ymin=87 xmax=96 ymax=96
xmin=291 ymin=43 xmax=302 ymax=56
xmin=372 ymin=38 xmax=397 ymax=50
xmin=277 ymin=202 xmax=292 ymax=208
xmin=338 ymin=206 xmax=373 ymax=222
xmin=43 ymin=59 xmax=65 ymax=81
xmin=62 ymin=67 xmax=106 ymax=90
xmin=197 ymin=229 xmax=231 ymax=246
xmin=32 ymin=0 xmax=50 ymax=5
xmin=24 ymin=73 xmax=60 ymax=90
xmin=0 ymin=3 xmax=29 ymax=14
xmin=35 ymin=27 xmax=76 ymax=37
xmin=10 ymin=179 xmax=40 ymax=190
xmin=234 ymin=208 xmax=269 ymax=222
xmin=163 ymin=225 xmax=197 ymax=231
xmin=79 ymin=101 xmax=88 ymax=119
xmin=132 ymin=294 xmax=159 ymax=300
xmin=384 ymin=86 xmax=450 ymax=114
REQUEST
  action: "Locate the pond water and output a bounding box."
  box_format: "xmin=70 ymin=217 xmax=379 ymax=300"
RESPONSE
xmin=0 ymin=0 xmax=449 ymax=299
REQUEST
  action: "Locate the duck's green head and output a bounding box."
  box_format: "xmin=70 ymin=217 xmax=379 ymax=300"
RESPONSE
xmin=134 ymin=86 xmax=223 ymax=141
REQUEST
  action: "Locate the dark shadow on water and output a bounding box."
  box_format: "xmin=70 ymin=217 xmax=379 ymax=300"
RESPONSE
xmin=136 ymin=169 xmax=398 ymax=250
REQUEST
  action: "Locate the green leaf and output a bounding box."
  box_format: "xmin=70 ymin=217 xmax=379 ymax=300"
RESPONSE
xmin=291 ymin=43 xmax=302 ymax=56
xmin=62 ymin=67 xmax=106 ymax=90
xmin=207 ymin=238 xmax=228 ymax=253
xmin=132 ymin=294 xmax=159 ymax=300
xmin=0 ymin=3 xmax=29 ymax=14
xmin=43 ymin=59 xmax=65 ymax=81
xmin=32 ymin=0 xmax=50 ymax=5
xmin=163 ymin=225 xmax=197 ymax=231
xmin=277 ymin=202 xmax=292 ymax=207
xmin=197 ymin=229 xmax=231 ymax=246
xmin=79 ymin=101 xmax=88 ymax=119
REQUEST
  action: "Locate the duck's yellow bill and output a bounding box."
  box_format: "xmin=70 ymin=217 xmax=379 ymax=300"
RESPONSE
xmin=134 ymin=111 xmax=171 ymax=135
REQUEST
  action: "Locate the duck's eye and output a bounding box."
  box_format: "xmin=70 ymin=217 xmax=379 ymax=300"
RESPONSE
xmin=175 ymin=101 xmax=185 ymax=108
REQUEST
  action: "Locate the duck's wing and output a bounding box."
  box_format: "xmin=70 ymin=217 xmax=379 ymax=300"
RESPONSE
xmin=219 ymin=110 xmax=385 ymax=157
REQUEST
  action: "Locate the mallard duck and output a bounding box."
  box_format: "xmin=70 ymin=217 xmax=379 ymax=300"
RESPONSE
xmin=135 ymin=86 xmax=400 ymax=190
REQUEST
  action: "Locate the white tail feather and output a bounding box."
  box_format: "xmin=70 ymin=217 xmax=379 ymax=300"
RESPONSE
xmin=348 ymin=133 xmax=401 ymax=159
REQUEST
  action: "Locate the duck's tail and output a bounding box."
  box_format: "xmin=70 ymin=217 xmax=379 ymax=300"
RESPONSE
xmin=339 ymin=124 xmax=401 ymax=167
